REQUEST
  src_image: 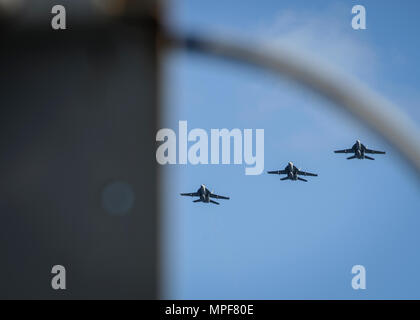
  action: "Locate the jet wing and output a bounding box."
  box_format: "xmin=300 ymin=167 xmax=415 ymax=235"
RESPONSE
xmin=267 ymin=170 xmax=287 ymax=174
xmin=364 ymin=148 xmax=386 ymax=154
xmin=297 ymin=170 xmax=318 ymax=177
xmin=334 ymin=149 xmax=353 ymax=154
xmin=180 ymin=192 xmax=199 ymax=197
xmin=209 ymin=193 xmax=230 ymax=200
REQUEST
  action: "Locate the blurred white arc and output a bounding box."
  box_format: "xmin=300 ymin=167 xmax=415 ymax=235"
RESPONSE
xmin=166 ymin=33 xmax=420 ymax=176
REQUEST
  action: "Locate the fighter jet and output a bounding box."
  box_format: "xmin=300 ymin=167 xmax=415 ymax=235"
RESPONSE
xmin=334 ymin=140 xmax=386 ymax=160
xmin=267 ymin=162 xmax=318 ymax=182
xmin=180 ymin=184 xmax=230 ymax=205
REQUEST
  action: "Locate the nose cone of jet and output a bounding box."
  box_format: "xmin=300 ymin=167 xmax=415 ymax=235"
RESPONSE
xmin=288 ymin=162 xmax=293 ymax=166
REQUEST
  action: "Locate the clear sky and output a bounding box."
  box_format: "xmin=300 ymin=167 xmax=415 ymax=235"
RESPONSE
xmin=161 ymin=0 xmax=420 ymax=299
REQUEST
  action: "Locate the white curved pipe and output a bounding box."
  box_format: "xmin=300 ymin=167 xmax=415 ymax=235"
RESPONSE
xmin=166 ymin=33 xmax=420 ymax=175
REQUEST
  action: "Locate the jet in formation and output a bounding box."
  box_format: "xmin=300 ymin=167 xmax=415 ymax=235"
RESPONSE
xmin=180 ymin=184 xmax=230 ymax=205
xmin=267 ymin=162 xmax=318 ymax=182
xmin=334 ymin=140 xmax=386 ymax=160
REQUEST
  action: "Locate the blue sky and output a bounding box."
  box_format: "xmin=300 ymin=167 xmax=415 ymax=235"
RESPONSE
xmin=161 ymin=0 xmax=420 ymax=299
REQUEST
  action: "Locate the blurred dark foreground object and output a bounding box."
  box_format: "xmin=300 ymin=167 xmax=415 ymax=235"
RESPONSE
xmin=0 ymin=0 xmax=160 ymax=299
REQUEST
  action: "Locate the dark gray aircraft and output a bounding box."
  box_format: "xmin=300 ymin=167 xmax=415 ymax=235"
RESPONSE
xmin=267 ymin=162 xmax=318 ymax=182
xmin=180 ymin=184 xmax=230 ymax=205
xmin=334 ymin=140 xmax=386 ymax=160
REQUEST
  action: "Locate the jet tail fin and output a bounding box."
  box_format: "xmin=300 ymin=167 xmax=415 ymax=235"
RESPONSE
xmin=280 ymin=177 xmax=289 ymax=181
xmin=297 ymin=177 xmax=308 ymax=182
xmin=193 ymin=199 xmax=202 ymax=203
xmin=364 ymin=155 xmax=375 ymax=160
xmin=347 ymin=155 xmax=357 ymax=160
xmin=210 ymin=200 xmax=220 ymax=205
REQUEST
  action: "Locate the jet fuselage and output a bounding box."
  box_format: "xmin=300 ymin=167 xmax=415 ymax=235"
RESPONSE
xmin=285 ymin=162 xmax=299 ymax=180
xmin=353 ymin=140 xmax=366 ymax=159
xmin=198 ymin=185 xmax=211 ymax=203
